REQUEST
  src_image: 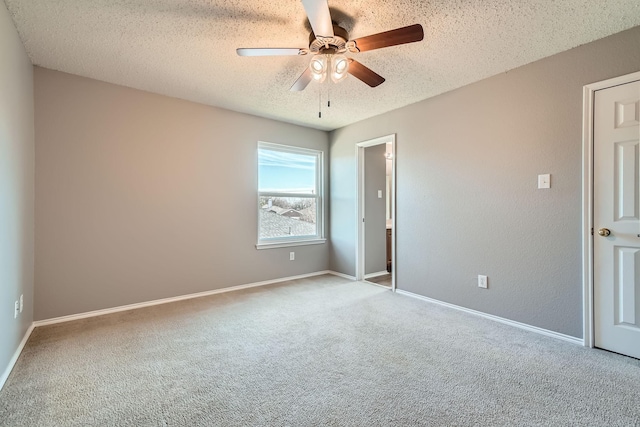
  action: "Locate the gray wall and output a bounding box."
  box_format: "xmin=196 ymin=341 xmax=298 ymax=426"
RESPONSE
xmin=364 ymin=144 xmax=387 ymax=275
xmin=34 ymin=68 xmax=329 ymax=320
xmin=0 ymin=2 xmax=34 ymax=380
xmin=329 ymin=26 xmax=640 ymax=338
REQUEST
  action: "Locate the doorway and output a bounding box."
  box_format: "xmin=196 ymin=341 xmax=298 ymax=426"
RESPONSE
xmin=583 ymin=71 xmax=640 ymax=359
xmin=356 ymin=134 xmax=396 ymax=290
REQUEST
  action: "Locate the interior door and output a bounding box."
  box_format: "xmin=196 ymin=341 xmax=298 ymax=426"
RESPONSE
xmin=593 ymin=79 xmax=640 ymax=359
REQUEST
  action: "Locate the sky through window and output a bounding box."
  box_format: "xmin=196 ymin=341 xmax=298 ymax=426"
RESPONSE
xmin=258 ymin=148 xmax=316 ymax=193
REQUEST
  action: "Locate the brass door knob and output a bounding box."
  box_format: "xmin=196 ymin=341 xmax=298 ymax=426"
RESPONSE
xmin=598 ymin=228 xmax=611 ymax=237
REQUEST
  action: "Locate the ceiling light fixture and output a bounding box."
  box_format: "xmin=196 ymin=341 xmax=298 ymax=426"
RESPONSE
xmin=309 ymin=54 xmax=327 ymax=83
xmin=237 ymin=0 xmax=425 ymax=94
xmin=309 ymin=53 xmax=350 ymax=85
xmin=330 ymin=54 xmax=350 ymax=83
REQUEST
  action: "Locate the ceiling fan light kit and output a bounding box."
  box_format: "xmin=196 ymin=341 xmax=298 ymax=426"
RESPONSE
xmin=310 ymin=54 xmax=328 ymax=82
xmin=236 ymin=0 xmax=424 ymax=106
xmin=330 ymin=54 xmax=349 ymax=83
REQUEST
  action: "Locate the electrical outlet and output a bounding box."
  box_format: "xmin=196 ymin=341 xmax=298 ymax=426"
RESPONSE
xmin=14 ymin=301 xmax=19 ymax=319
xmin=19 ymin=294 xmax=23 ymax=313
xmin=290 ymin=252 xmax=295 ymax=261
xmin=478 ymin=275 xmax=488 ymax=289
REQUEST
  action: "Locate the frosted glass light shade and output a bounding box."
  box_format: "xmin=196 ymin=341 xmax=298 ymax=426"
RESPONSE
xmin=309 ymin=55 xmax=327 ymax=83
xmin=331 ymin=54 xmax=349 ymax=83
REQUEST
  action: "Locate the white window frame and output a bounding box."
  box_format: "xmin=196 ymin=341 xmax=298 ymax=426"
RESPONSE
xmin=256 ymin=141 xmax=325 ymax=249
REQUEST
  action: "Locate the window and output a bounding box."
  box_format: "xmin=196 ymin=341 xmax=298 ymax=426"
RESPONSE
xmin=257 ymin=142 xmax=324 ymax=249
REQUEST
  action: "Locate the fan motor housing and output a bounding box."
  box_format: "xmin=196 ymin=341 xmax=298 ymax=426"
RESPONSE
xmin=309 ymin=25 xmax=349 ymax=54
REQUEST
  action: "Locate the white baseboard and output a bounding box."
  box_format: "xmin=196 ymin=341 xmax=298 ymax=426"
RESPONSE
xmin=364 ymin=271 xmax=389 ymax=279
xmin=327 ymin=270 xmax=357 ymax=281
xmin=34 ymin=271 xmax=335 ymax=327
xmin=0 ymin=323 xmax=35 ymax=391
xmin=396 ymin=290 xmax=584 ymax=346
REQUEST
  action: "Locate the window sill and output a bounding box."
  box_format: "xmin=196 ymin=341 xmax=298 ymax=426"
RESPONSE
xmin=256 ymin=238 xmax=326 ymax=250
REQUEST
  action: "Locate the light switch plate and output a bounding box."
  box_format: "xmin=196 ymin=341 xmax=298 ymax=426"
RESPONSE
xmin=478 ymin=275 xmax=488 ymax=289
xmin=538 ymin=174 xmax=551 ymax=189
xmin=377 ymin=190 xmax=383 ymax=198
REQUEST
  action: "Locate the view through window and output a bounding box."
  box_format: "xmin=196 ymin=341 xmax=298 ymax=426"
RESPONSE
xmin=257 ymin=142 xmax=323 ymax=246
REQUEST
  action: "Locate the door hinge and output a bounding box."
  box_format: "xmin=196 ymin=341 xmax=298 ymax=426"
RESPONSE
xmin=591 ymin=227 xmax=594 ymax=236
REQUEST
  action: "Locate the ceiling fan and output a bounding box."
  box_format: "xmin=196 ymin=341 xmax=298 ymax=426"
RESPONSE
xmin=236 ymin=0 xmax=424 ymax=91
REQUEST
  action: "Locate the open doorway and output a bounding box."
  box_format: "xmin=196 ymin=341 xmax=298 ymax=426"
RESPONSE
xmin=356 ymin=135 xmax=396 ymax=290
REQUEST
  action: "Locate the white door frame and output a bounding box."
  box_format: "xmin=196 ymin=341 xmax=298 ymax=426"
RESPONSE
xmin=582 ymin=71 xmax=640 ymax=348
xmin=356 ymin=134 xmax=397 ymax=290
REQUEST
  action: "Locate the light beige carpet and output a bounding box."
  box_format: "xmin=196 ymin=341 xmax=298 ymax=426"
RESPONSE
xmin=1 ymin=274 xmax=639 ymax=426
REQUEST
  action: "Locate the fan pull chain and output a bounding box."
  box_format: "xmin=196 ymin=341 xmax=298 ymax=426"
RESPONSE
xmin=318 ymin=91 xmax=321 ymax=118
xmin=328 ymin=85 xmax=331 ymax=108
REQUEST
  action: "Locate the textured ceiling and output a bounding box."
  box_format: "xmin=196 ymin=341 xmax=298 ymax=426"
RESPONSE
xmin=4 ymin=0 xmax=640 ymax=131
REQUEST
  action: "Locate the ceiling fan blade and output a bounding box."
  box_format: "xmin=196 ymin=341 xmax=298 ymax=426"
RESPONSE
xmin=348 ymin=60 xmax=385 ymax=87
xmin=290 ymin=68 xmax=313 ymax=91
xmin=301 ymin=0 xmax=334 ymax=38
xmin=236 ymin=48 xmax=305 ymax=57
xmin=350 ymin=24 xmax=424 ymax=52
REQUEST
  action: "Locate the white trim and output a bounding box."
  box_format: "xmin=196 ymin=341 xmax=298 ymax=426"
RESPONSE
xmin=397 ymin=290 xmax=583 ymax=345
xmin=356 ymin=144 xmax=365 ymax=282
xmin=0 ymin=323 xmax=35 ymax=391
xmin=327 ymin=270 xmax=357 ymax=281
xmin=584 ymin=71 xmax=640 ymax=92
xmin=356 ymin=134 xmax=397 ymax=292
xmin=33 ymin=271 xmax=333 ymax=327
xmin=356 ymin=135 xmax=394 ymax=148
xmin=256 ymin=238 xmax=326 ymax=250
xmin=364 ymin=271 xmax=389 ymax=279
xmin=258 ymin=141 xmax=320 ymax=156
xmin=582 ymin=82 xmax=595 ymax=348
xmin=581 ymin=71 xmax=640 ymax=349
xmin=258 ymin=192 xmax=318 ymax=198
xmin=391 ymin=139 xmax=396 ymax=292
